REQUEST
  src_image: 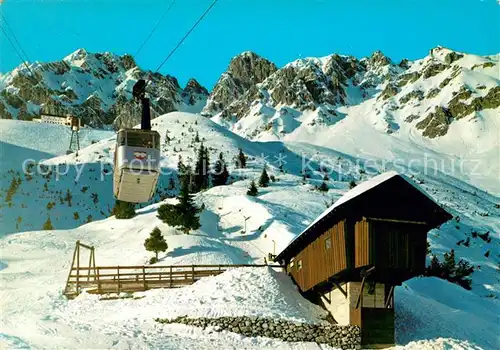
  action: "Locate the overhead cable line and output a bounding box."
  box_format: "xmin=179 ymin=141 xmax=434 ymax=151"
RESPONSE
xmin=1 ymin=13 xmax=31 ymax=64
xmin=0 ymin=24 xmax=42 ymax=86
xmin=134 ymin=0 xmax=177 ymax=58
xmin=154 ymin=0 xmax=218 ymax=73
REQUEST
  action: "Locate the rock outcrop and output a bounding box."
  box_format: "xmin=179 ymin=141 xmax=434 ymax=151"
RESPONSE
xmin=0 ymin=49 xmax=209 ymax=128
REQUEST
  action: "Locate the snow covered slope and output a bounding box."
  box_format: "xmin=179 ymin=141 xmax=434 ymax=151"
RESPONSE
xmin=1 ymin=179 xmax=498 ymax=348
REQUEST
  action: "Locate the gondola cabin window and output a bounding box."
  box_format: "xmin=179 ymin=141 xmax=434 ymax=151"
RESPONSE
xmin=126 ymin=132 xmax=159 ymax=148
xmin=325 ymin=236 xmax=332 ymax=250
xmin=117 ymin=131 xmax=126 ymax=146
xmin=289 ymin=257 xmax=294 ymax=268
xmin=297 ymin=260 xmax=303 ymax=271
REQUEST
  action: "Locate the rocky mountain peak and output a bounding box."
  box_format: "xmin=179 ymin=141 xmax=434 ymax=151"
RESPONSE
xmin=227 ymin=51 xmax=278 ymax=88
xmin=367 ymin=50 xmax=391 ymax=67
xmin=184 ymin=78 xmax=208 ymax=96
xmin=0 ymin=50 xmax=208 ymax=128
xmin=201 ymin=51 xmax=277 ymax=117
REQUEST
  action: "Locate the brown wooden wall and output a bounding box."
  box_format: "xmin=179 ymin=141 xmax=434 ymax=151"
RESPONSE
xmin=372 ymin=221 xmax=427 ymax=274
xmin=288 ymin=220 xmax=347 ymax=292
xmin=354 ymin=218 xmax=428 ymax=274
xmin=355 ymin=219 xmax=371 ymax=267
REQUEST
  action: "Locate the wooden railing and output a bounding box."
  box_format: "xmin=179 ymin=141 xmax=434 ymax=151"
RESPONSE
xmin=64 ymin=264 xmax=283 ymax=298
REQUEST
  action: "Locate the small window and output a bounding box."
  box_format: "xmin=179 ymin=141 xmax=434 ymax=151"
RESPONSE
xmin=289 ymin=257 xmax=295 ymax=268
xmin=325 ymin=236 xmax=332 ymax=250
xmin=127 ymin=131 xmax=155 ymax=148
xmin=117 ymin=131 xmax=126 ymax=146
xmin=297 ymin=260 xmax=303 ymax=271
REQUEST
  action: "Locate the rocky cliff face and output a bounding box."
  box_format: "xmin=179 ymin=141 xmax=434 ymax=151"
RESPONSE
xmin=201 ymin=51 xmax=277 ymax=118
xmin=0 ymin=49 xmax=208 ymax=129
xmin=1 ymin=47 xmax=498 ymax=140
xmin=205 ymin=47 xmax=499 ymax=140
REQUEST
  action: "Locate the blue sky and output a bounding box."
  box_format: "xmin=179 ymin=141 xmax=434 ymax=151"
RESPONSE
xmin=1 ymin=0 xmax=499 ymax=88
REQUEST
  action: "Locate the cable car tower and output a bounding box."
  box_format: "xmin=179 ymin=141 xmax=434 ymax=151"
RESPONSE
xmin=67 ymin=115 xmax=81 ymax=156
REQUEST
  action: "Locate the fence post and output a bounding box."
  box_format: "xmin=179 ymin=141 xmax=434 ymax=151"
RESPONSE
xmin=92 ymin=247 xmax=97 ymax=282
xmin=169 ymin=266 xmax=172 ymax=288
xmin=76 ymin=242 xmax=80 ymax=295
xmin=97 ymin=266 xmax=101 ymax=294
xmin=143 ymin=267 xmax=146 ymax=291
xmin=117 ymin=266 xmax=121 ymax=294
xmin=88 ymin=249 xmax=92 ymax=281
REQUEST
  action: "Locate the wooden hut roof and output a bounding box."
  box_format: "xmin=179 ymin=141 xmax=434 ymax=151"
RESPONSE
xmin=276 ymin=171 xmax=452 ymax=261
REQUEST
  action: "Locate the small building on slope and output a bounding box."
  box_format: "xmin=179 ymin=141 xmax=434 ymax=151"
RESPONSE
xmin=275 ymin=171 xmax=452 ymax=348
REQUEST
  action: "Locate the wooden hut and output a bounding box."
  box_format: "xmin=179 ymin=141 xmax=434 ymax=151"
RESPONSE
xmin=276 ymin=171 xmax=452 ymax=347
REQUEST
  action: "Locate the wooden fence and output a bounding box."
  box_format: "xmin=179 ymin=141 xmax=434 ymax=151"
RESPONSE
xmin=64 ymin=242 xmax=283 ymax=298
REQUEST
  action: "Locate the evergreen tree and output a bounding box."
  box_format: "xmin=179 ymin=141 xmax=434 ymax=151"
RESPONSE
xmin=167 ymin=176 xmax=176 ymax=190
xmin=212 ymin=152 xmax=229 ymax=186
xmin=112 ymin=200 xmax=136 ymax=219
xmin=247 ymin=180 xmax=258 ymax=196
xmin=42 ymin=216 xmax=54 ymax=230
xmin=157 ymin=175 xmax=201 ymax=234
xmin=258 ymin=166 xmax=270 ymax=187
xmin=424 ymin=249 xmax=474 ymax=290
xmin=193 ymin=143 xmax=210 ymax=192
xmin=164 ymin=131 xmax=171 ymax=144
xmin=144 ymin=226 xmax=168 ymax=261
xmin=194 ymin=131 xmax=200 ymax=142
xmin=443 ymin=249 xmax=456 ymax=279
xmin=65 ymin=189 xmax=72 ymax=206
xmin=177 ymin=155 xmax=187 ymax=183
xmin=318 ymin=181 xmax=329 ymax=192
xmin=349 ymin=180 xmax=357 ymax=189
xmin=236 ymin=148 xmax=247 ymax=168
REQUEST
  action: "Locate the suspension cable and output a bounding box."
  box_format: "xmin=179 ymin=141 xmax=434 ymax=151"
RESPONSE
xmin=134 ymin=0 xmax=177 ymax=58
xmin=0 ymin=24 xmax=42 ymax=86
xmin=154 ymin=0 xmax=218 ymax=73
xmin=0 ymin=13 xmax=31 ymax=65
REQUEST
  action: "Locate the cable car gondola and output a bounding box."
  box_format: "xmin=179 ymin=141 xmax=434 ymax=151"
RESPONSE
xmin=113 ymin=79 xmax=160 ymax=203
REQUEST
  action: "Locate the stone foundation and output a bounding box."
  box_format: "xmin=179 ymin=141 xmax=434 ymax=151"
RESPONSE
xmin=156 ymin=316 xmax=361 ymax=349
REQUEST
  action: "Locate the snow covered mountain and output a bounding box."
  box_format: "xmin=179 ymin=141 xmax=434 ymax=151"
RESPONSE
xmin=204 ymin=47 xmax=499 ymax=194
xmin=0 ymin=49 xmax=208 ymax=128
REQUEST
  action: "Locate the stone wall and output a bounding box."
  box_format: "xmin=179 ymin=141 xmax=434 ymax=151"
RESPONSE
xmin=156 ymin=316 xmax=361 ymax=349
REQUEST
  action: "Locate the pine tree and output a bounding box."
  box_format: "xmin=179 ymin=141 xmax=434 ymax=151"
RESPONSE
xmin=65 ymin=189 xmax=72 ymax=206
xmin=236 ymin=148 xmax=247 ymax=168
xmin=112 ymin=200 xmax=136 ymax=219
xmin=194 ymin=131 xmax=200 ymax=142
xmin=247 ymin=180 xmax=258 ymax=196
xmin=42 ymin=216 xmax=54 ymax=230
xmin=177 ymin=155 xmax=187 ymax=183
xmin=212 ymin=152 xmax=229 ymax=186
xmin=164 ymin=131 xmax=171 ymax=144
xmin=318 ymin=181 xmax=329 ymax=192
xmin=259 ymin=166 xmax=270 ymax=187
xmin=349 ymin=180 xmax=357 ymax=189
xmin=167 ymin=176 xmax=176 ymax=190
xmin=157 ymin=175 xmax=201 ymax=234
xmin=193 ymin=143 xmax=210 ymax=192
xmin=144 ymin=226 xmax=168 ymax=261
xmin=443 ymin=249 xmax=456 ymax=279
